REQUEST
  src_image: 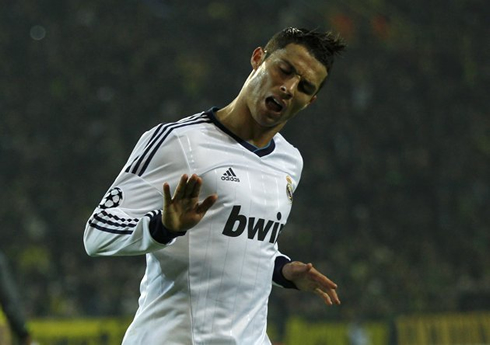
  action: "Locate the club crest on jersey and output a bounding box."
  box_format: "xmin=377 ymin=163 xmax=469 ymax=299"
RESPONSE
xmin=286 ymin=176 xmax=294 ymax=203
xmin=99 ymin=187 xmax=123 ymax=209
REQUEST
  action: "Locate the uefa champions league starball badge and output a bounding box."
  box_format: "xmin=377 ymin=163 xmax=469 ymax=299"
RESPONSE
xmin=286 ymin=176 xmax=294 ymax=203
xmin=99 ymin=187 xmax=123 ymax=209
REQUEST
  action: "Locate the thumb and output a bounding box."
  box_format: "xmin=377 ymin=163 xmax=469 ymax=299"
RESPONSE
xmin=284 ymin=261 xmax=312 ymax=280
xmin=295 ymin=262 xmax=313 ymax=274
xmin=196 ymin=194 xmax=218 ymax=214
xmin=292 ymin=261 xmax=312 ymax=270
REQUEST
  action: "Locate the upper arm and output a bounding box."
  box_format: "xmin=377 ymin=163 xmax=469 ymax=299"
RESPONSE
xmin=84 ymin=128 xmax=190 ymax=256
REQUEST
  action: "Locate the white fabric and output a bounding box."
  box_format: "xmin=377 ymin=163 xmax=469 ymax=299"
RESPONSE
xmin=84 ymin=109 xmax=303 ymax=344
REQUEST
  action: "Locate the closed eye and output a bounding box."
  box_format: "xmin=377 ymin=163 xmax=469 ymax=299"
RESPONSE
xmin=299 ymin=82 xmax=316 ymax=96
xmin=278 ymin=61 xmax=316 ymax=95
xmin=279 ymin=66 xmax=292 ymax=75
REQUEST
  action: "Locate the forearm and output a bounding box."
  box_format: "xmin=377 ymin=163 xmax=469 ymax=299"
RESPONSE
xmin=84 ymin=210 xmax=182 ymax=256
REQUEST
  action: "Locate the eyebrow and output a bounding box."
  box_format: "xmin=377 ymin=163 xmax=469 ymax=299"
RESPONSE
xmin=281 ymin=59 xmax=318 ymax=95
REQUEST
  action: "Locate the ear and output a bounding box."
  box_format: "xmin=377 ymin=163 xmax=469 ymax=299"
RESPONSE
xmin=250 ymin=47 xmax=266 ymax=70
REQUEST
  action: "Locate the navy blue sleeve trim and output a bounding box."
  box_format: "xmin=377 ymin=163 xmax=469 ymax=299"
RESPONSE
xmin=149 ymin=211 xmax=186 ymax=244
xmin=273 ymin=256 xmax=298 ymax=290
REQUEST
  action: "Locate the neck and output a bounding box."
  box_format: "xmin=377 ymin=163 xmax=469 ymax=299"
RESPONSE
xmin=216 ymin=98 xmax=281 ymax=148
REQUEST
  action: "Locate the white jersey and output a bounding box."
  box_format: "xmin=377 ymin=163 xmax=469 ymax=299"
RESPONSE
xmin=84 ymin=108 xmax=303 ymax=344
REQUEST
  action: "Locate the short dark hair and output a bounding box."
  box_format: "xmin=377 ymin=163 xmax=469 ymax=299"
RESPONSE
xmin=264 ymin=27 xmax=346 ymax=75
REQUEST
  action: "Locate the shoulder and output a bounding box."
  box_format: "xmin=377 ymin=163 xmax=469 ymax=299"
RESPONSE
xmin=148 ymin=111 xmax=214 ymax=141
xmin=142 ymin=111 xmax=215 ymax=154
xmin=124 ymin=112 xmax=213 ymax=177
xmin=264 ymin=133 xmax=303 ymax=184
xmin=273 ymin=133 xmax=303 ymax=164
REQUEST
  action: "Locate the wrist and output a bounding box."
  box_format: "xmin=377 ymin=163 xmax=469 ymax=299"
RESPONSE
xmin=273 ymin=257 xmax=298 ymax=289
xmin=150 ymin=212 xmax=186 ymax=244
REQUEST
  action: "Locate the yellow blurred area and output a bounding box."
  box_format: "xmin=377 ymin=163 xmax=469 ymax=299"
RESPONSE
xmin=1 ymin=311 xmax=490 ymax=344
xmin=284 ymin=317 xmax=388 ymax=344
xmin=0 ymin=313 xmax=130 ymax=345
xmin=397 ymin=312 xmax=490 ymax=345
xmin=0 ymin=310 xmax=12 ymax=345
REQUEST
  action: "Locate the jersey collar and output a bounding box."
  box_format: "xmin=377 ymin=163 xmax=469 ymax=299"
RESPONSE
xmin=205 ymin=107 xmax=276 ymax=157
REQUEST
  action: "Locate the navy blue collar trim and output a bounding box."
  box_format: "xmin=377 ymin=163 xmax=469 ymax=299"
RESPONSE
xmin=205 ymin=107 xmax=276 ymax=157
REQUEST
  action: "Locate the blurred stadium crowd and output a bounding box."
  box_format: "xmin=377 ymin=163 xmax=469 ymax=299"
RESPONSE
xmin=1 ymin=0 xmax=488 ymax=336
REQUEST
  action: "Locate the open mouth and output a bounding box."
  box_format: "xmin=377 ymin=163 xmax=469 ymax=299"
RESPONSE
xmin=265 ymin=96 xmax=284 ymax=113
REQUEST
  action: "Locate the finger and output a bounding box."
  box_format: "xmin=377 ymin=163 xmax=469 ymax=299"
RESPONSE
xmin=314 ymin=287 xmax=333 ymax=306
xmin=308 ymin=267 xmax=338 ymax=289
xmin=311 ymin=274 xmax=337 ymax=289
xmin=326 ymin=287 xmax=341 ymax=305
xmin=186 ymin=174 xmax=202 ymax=198
xmin=327 ymin=277 xmax=338 ymax=289
xmin=173 ymin=174 xmax=189 ymax=199
xmin=196 ymin=194 xmax=218 ymax=214
xmin=163 ymin=183 xmax=172 ymax=206
xmin=323 ymin=286 xmax=341 ymax=305
xmin=315 ymin=287 xmax=341 ymax=306
xmin=313 ymin=274 xmax=338 ymax=290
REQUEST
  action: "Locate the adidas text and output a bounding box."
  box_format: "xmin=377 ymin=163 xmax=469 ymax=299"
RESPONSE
xmin=221 ymin=176 xmax=240 ymax=182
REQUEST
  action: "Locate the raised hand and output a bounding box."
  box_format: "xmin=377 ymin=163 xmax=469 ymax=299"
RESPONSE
xmin=282 ymin=261 xmax=341 ymax=306
xmin=162 ymin=174 xmax=218 ymax=233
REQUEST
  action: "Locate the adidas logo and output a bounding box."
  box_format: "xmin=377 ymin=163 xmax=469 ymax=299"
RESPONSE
xmin=221 ymin=168 xmax=240 ymax=182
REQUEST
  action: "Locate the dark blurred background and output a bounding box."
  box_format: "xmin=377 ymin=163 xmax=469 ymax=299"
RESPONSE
xmin=1 ymin=0 xmax=489 ymax=336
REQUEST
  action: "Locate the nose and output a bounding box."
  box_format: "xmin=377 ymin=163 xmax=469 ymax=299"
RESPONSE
xmin=280 ymin=85 xmax=292 ymax=99
xmin=280 ymin=78 xmax=299 ymax=98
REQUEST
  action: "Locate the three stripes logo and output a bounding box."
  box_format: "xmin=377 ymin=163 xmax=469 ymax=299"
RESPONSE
xmin=221 ymin=168 xmax=240 ymax=183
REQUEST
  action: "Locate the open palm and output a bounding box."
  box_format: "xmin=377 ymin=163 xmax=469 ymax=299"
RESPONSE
xmin=162 ymin=174 xmax=218 ymax=233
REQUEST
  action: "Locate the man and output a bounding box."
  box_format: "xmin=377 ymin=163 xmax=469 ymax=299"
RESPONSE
xmin=0 ymin=251 xmax=32 ymax=345
xmin=84 ymin=27 xmax=346 ymax=344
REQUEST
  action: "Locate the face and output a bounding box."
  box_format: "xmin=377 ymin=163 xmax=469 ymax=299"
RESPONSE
xmin=244 ymin=43 xmax=328 ymax=130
